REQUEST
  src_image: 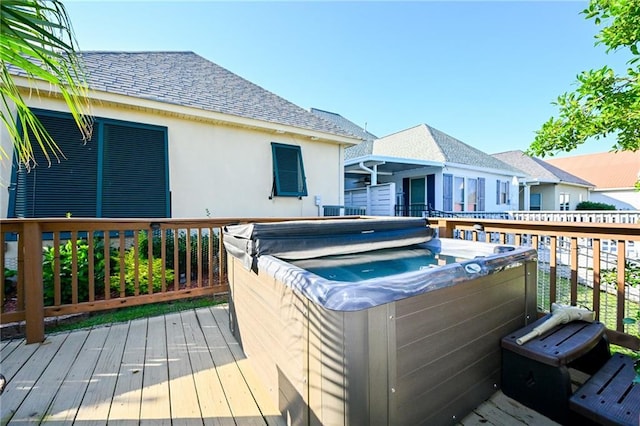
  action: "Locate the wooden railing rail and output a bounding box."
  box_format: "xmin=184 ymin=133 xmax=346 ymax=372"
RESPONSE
xmin=430 ymin=218 xmax=640 ymax=351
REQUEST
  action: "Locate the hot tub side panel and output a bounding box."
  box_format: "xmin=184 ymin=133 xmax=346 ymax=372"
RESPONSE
xmin=228 ymin=255 xmax=311 ymax=425
xmin=229 ymin=255 xmax=383 ymax=426
xmin=392 ymin=263 xmax=535 ymax=425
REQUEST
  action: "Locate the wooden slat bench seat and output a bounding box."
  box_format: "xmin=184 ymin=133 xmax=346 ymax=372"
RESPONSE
xmin=570 ymin=353 xmax=640 ymax=426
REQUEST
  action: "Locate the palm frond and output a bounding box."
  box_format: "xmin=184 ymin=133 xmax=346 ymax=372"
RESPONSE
xmin=0 ymin=0 xmax=93 ymax=169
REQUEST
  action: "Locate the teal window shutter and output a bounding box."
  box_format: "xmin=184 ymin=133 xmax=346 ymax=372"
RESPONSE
xmin=13 ymin=112 xmax=98 ymax=218
xmin=271 ymin=142 xmax=308 ymax=197
xmin=101 ymin=122 xmax=168 ymax=217
xmin=9 ymin=110 xmax=169 ymax=219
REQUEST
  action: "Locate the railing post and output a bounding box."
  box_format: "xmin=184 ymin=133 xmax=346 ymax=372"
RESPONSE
xmin=23 ymin=221 xmax=44 ymax=344
xmin=434 ymin=219 xmax=454 ymax=238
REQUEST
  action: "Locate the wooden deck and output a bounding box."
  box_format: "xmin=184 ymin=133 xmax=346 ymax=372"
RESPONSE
xmin=1 ymin=305 xmax=558 ymax=425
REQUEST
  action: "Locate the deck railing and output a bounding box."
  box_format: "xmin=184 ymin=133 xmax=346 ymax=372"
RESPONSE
xmin=430 ymin=217 xmax=640 ymax=351
xmin=1 ymin=217 xmax=348 ymax=343
xmin=2 ymin=216 xmax=640 ymax=351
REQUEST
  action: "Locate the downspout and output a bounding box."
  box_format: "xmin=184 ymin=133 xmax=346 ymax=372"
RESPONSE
xmin=358 ymin=162 xmax=377 ymax=186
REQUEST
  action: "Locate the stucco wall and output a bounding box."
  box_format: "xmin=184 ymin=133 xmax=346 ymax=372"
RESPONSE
xmin=0 ymin=96 xmax=346 ymax=219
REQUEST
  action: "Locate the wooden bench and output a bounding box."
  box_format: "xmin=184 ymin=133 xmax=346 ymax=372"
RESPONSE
xmin=570 ymin=353 xmax=640 ymax=426
xmin=501 ymin=315 xmax=611 ymax=424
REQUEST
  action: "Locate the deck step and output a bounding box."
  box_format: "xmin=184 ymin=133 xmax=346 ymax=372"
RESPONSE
xmin=570 ymin=354 xmax=640 ymax=426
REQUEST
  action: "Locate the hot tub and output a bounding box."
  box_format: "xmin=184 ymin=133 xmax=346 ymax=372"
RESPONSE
xmin=223 ymin=218 xmax=537 ymax=425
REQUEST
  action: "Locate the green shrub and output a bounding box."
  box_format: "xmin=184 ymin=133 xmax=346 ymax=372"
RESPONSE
xmin=4 ymin=268 xmax=17 ymax=302
xmin=42 ymin=238 xmax=113 ymax=306
xmin=602 ymin=262 xmax=640 ymax=289
xmin=137 ymin=230 xmax=217 ymax=278
xmin=576 ymin=201 xmax=616 ymax=210
xmin=110 ymin=248 xmax=174 ymax=296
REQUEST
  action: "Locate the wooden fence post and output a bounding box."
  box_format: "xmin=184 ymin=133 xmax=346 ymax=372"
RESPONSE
xmin=23 ymin=221 xmax=44 ymax=344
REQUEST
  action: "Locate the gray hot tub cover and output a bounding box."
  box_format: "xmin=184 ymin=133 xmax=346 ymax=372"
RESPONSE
xmin=223 ymin=218 xmax=434 ymax=270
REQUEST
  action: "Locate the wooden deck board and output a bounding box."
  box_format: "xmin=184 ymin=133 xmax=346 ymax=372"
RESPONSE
xmin=165 ymin=311 xmax=203 ymax=424
xmin=139 ymin=314 xmax=171 ymax=426
xmin=1 ymin=304 xmax=552 ymax=425
xmin=45 ymin=326 xmax=110 ymax=424
xmin=459 ymin=391 xmax=560 ymax=426
xmin=73 ymin=322 xmax=129 ymax=425
xmin=179 ymin=309 xmax=235 ymax=426
xmin=197 ymin=306 xmax=265 ymax=425
xmin=0 ymin=338 xmax=24 ymax=364
xmin=211 ymin=306 xmax=286 ymax=426
xmin=10 ymin=330 xmax=89 ymax=423
xmin=1 ymin=332 xmax=69 ymax=424
xmin=1 ymin=338 xmax=40 ymax=383
xmin=108 ymin=318 xmax=147 ymax=423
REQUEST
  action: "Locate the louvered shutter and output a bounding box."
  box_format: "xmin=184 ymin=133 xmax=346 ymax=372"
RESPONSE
xmin=478 ymin=177 xmax=485 ymax=211
xmin=14 ymin=113 xmax=97 ymax=218
xmin=443 ymin=174 xmax=453 ymax=211
xmin=101 ymin=123 xmax=168 ymax=217
xmin=272 ymin=143 xmax=307 ymax=197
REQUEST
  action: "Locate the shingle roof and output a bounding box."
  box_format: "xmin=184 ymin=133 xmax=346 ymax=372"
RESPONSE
xmin=11 ymin=51 xmax=356 ymax=139
xmin=545 ymin=151 xmax=640 ymax=189
xmin=492 ymin=150 xmax=593 ymax=186
xmin=310 ymin=108 xmax=376 ymax=159
xmin=374 ymin=124 xmax=523 ymax=173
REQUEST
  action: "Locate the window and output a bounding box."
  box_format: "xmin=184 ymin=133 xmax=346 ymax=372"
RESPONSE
xmin=496 ymin=180 xmax=510 ymax=204
xmin=271 ymin=142 xmax=307 ymax=197
xmin=9 ymin=110 xmax=169 ymax=218
xmin=559 ymin=193 xmax=570 ymax=211
xmin=444 ymin=175 xmax=485 ymax=212
xmin=454 ymin=177 xmax=465 ymax=211
xmin=530 ymin=193 xmax=541 ymax=211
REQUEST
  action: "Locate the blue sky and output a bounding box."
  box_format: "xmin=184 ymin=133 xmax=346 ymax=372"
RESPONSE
xmin=64 ymin=1 xmax=631 ymax=157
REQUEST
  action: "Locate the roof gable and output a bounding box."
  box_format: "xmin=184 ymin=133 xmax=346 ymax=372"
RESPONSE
xmin=374 ymin=124 xmax=522 ymax=173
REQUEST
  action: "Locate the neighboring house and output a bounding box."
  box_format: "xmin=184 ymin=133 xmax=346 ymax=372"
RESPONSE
xmin=493 ymin=150 xmax=593 ymax=211
xmin=1 ymin=52 xmax=361 ymax=219
xmin=545 ymin=151 xmax=640 ymax=210
xmin=311 ymin=110 xmax=526 ymax=215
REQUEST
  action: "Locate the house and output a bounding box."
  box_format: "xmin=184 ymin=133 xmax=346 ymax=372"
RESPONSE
xmin=545 ymin=151 xmax=640 ymax=210
xmin=493 ymin=150 xmax=593 ymax=211
xmin=312 ymin=109 xmax=526 ymax=215
xmin=1 ymin=52 xmax=361 ymax=219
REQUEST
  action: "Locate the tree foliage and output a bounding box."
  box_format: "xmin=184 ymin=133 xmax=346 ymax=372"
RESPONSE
xmin=0 ymin=0 xmax=92 ymax=169
xmin=529 ymin=0 xmax=640 ymax=157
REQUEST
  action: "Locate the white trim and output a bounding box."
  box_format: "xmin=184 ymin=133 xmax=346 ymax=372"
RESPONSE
xmin=345 ymin=154 xmax=444 ymax=168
